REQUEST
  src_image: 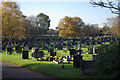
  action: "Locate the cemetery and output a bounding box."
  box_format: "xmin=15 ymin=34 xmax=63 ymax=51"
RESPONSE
xmin=2 ymin=35 xmax=119 ymax=78
xmin=1 ymin=1 xmax=120 ymax=78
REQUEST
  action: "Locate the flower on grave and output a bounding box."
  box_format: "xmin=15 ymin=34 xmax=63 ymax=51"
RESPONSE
xmin=53 ymin=56 xmax=57 ymax=59
xmin=63 ymin=49 xmax=67 ymax=52
xmin=50 ymin=56 xmax=53 ymax=58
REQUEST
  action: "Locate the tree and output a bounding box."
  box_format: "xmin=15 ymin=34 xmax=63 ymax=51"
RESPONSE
xmin=102 ymin=23 xmax=111 ymax=35
xmin=90 ymin=0 xmax=119 ymax=14
xmin=94 ymin=39 xmax=120 ymax=78
xmin=83 ymin=24 xmax=101 ymax=36
xmin=89 ymin=0 xmax=120 ymax=36
xmin=107 ymin=16 xmax=119 ymax=35
xmin=56 ymin=16 xmax=84 ymax=38
xmin=26 ymin=15 xmax=48 ymax=37
xmin=36 ymin=13 xmax=50 ymax=34
xmin=1 ymin=1 xmax=26 ymax=41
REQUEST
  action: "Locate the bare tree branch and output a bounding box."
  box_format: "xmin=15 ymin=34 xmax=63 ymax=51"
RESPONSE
xmin=89 ymin=0 xmax=119 ymax=14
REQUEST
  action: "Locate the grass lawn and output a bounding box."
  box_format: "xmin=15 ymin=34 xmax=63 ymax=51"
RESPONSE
xmin=1 ymin=43 xmax=110 ymax=78
xmin=1 ymin=50 xmax=99 ymax=78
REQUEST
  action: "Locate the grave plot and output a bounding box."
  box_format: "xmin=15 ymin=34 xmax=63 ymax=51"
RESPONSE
xmin=15 ymin=45 xmax=22 ymax=53
xmin=31 ymin=48 xmax=45 ymax=61
xmin=22 ymin=45 xmax=29 ymax=59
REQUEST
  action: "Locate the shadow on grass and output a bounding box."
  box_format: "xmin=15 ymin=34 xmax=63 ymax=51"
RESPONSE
xmin=21 ymin=62 xmax=99 ymax=78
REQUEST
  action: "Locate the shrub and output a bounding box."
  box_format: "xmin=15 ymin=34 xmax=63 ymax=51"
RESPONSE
xmin=94 ymin=38 xmax=120 ymax=78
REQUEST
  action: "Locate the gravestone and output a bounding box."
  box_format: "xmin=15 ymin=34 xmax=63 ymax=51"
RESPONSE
xmin=2 ymin=45 xmax=6 ymax=51
xmin=92 ymin=55 xmax=97 ymax=61
xmin=93 ymin=46 xmax=96 ymax=54
xmin=32 ymin=49 xmax=44 ymax=60
xmin=88 ymin=48 xmax=93 ymax=54
xmin=42 ymin=45 xmax=48 ymax=50
xmin=33 ymin=49 xmax=39 ymax=58
xmin=54 ymin=44 xmax=58 ymax=48
xmin=66 ymin=56 xmax=70 ymax=61
xmin=16 ymin=46 xmax=22 ymax=53
xmin=22 ymin=51 xmax=29 ymax=59
xmin=32 ymin=47 xmax=37 ymax=53
xmin=76 ymin=49 xmax=82 ymax=55
xmin=74 ymin=45 xmax=78 ymax=49
xmin=22 ymin=45 xmax=29 ymax=59
xmin=50 ymin=44 xmax=54 ymax=48
xmin=48 ymin=49 xmax=54 ymax=53
xmin=7 ymin=47 xmax=12 ymax=54
xmin=57 ymin=44 xmax=63 ymax=50
xmin=73 ymin=55 xmax=83 ymax=68
xmin=50 ymin=51 xmax=56 ymax=57
xmin=39 ymin=51 xmax=44 ymax=57
xmin=70 ymin=49 xmax=76 ymax=55
xmin=80 ymin=60 xmax=96 ymax=75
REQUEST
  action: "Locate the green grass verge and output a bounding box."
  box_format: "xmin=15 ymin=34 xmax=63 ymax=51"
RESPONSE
xmin=1 ymin=43 xmax=110 ymax=78
xmin=2 ymin=51 xmax=99 ymax=78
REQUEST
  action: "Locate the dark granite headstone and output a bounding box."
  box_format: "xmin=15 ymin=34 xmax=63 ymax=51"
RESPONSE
xmin=73 ymin=55 xmax=83 ymax=68
xmin=2 ymin=45 xmax=6 ymax=51
xmin=76 ymin=49 xmax=82 ymax=55
xmin=39 ymin=51 xmax=44 ymax=57
xmin=70 ymin=49 xmax=76 ymax=55
xmin=57 ymin=44 xmax=63 ymax=50
xmin=80 ymin=60 xmax=96 ymax=75
xmin=50 ymin=51 xmax=56 ymax=57
xmin=22 ymin=51 xmax=29 ymax=59
xmin=42 ymin=45 xmax=48 ymax=50
xmin=22 ymin=45 xmax=29 ymax=59
xmin=16 ymin=46 xmax=22 ymax=53
xmin=33 ymin=49 xmax=39 ymax=58
xmin=48 ymin=49 xmax=54 ymax=53
xmin=7 ymin=47 xmax=12 ymax=54
xmin=88 ymin=48 xmax=93 ymax=54
xmin=92 ymin=55 xmax=97 ymax=61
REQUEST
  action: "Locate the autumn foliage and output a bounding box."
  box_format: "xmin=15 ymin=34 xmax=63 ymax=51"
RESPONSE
xmin=56 ymin=16 xmax=84 ymax=38
xmin=1 ymin=1 xmax=26 ymax=40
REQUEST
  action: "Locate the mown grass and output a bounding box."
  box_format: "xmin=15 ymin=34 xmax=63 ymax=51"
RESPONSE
xmin=1 ymin=50 xmax=99 ymax=78
xmin=1 ymin=43 xmax=109 ymax=78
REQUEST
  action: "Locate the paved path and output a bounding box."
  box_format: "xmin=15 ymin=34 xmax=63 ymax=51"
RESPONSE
xmin=2 ymin=61 xmax=53 ymax=79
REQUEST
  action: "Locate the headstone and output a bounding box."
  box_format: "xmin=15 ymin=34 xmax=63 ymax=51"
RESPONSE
xmin=50 ymin=52 xmax=56 ymax=57
xmin=78 ymin=43 xmax=81 ymax=49
xmin=2 ymin=45 xmax=6 ymax=51
xmin=76 ymin=49 xmax=83 ymax=55
xmin=15 ymin=46 xmax=22 ymax=53
xmin=88 ymin=48 xmax=93 ymax=54
xmin=48 ymin=49 xmax=54 ymax=53
xmin=22 ymin=51 xmax=29 ymax=59
xmin=22 ymin=45 xmax=29 ymax=59
xmin=70 ymin=49 xmax=76 ymax=55
xmin=42 ymin=45 xmax=48 ymax=50
xmin=50 ymin=44 xmax=54 ymax=48
xmin=92 ymin=55 xmax=97 ymax=61
xmin=80 ymin=60 xmax=96 ymax=75
xmin=66 ymin=56 xmax=70 ymax=61
xmin=7 ymin=47 xmax=12 ymax=54
xmin=32 ymin=47 xmax=37 ymax=53
xmin=74 ymin=45 xmax=78 ymax=49
xmin=39 ymin=51 xmax=44 ymax=57
xmin=73 ymin=55 xmax=83 ymax=68
xmin=58 ymin=56 xmax=70 ymax=64
xmin=57 ymin=44 xmax=63 ymax=50
xmin=33 ymin=49 xmax=39 ymax=58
